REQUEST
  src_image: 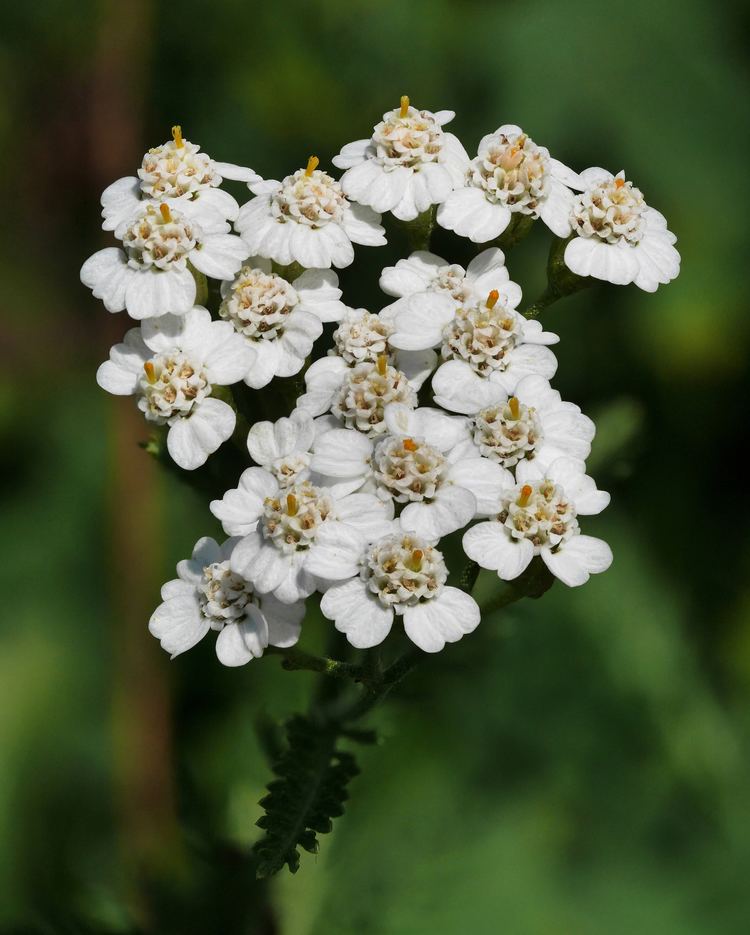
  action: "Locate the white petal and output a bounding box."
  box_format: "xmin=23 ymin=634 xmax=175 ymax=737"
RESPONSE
xmin=384 ymin=404 xmax=469 ymax=451
xmin=210 ymin=466 xmax=277 ymax=535
xmin=538 ymin=180 xmax=575 ymax=238
xmin=232 ymin=537 xmax=289 ymax=595
xmin=304 ymin=522 xmax=365 ymax=580
xmin=297 ymin=355 xmax=347 ymax=415
xmin=100 ymin=177 xmax=141 ymax=235
xmin=272 ymin=555 xmax=317 ymax=604
xmin=190 ymin=234 xmax=248 ymax=280
xmin=334 ymin=495 xmax=395 ymax=541
xmin=390 ymin=291 xmax=456 ymax=350
xmin=431 ymin=360 xmax=506 ymax=415
xmin=177 ymin=536 xmax=223 ymax=584
xmin=215 ymin=607 xmax=269 ymax=666
xmin=402 ymin=587 xmax=480 ymax=653
xmin=213 ymin=161 xmax=262 ymax=184
xmin=203 ymin=325 xmax=255 ymax=384
xmin=564 ymin=237 xmax=638 ymax=286
xmin=462 ymin=522 xmax=534 ymax=580
xmin=166 ymin=398 xmax=235 ymax=470
xmin=320 ymin=579 xmax=394 ymax=649
xmin=125 ymin=267 xmax=196 ymax=320
xmin=541 ymin=535 xmax=612 ymax=587
xmin=80 ymin=247 xmax=132 ymax=313
xmin=332 ymin=139 xmax=372 ymax=170
xmin=400 ymin=486 xmax=476 ymax=538
xmin=149 ymin=594 xmax=209 ymax=658
xmin=341 ymin=202 xmax=386 ymax=247
xmin=311 ymin=428 xmax=372 ymax=478
xmin=244 ymin=339 xmax=281 ymax=389
xmin=263 ymin=593 xmax=305 ymax=647
xmin=437 ymin=187 xmax=511 ymax=242
xmin=379 ymin=251 xmax=446 ymax=297
xmin=294 ymin=268 xmax=345 ymax=322
xmin=96 ymin=328 xmax=150 ymax=395
xmin=446 ymin=458 xmax=509 ymax=514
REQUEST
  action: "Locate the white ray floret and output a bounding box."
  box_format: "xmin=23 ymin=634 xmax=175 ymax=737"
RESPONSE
xmin=379 ymin=247 xmax=521 ymax=320
xmin=437 ymin=124 xmax=579 ymax=242
xmin=81 ymin=200 xmax=248 ymax=320
xmin=100 ymin=125 xmax=261 ymax=234
xmin=236 ymin=156 xmax=386 ymax=270
xmin=96 ymin=306 xmax=252 ymax=469
xmin=312 ymin=404 xmax=509 ymax=538
xmin=210 ymin=471 xmax=394 ymax=604
xmin=320 ymin=522 xmax=480 ymax=653
xmin=149 ymin=536 xmax=304 ymax=666
xmin=219 ymin=259 xmax=346 ymax=388
xmin=245 ymin=409 xmax=336 ymax=489
xmin=458 ymin=374 xmax=595 ymax=469
xmin=462 ymin=457 xmax=612 ymax=587
xmin=564 ymin=168 xmax=680 ymax=292
xmin=332 ymin=95 xmax=469 ymax=222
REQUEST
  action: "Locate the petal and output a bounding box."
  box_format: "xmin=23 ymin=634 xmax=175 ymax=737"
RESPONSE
xmin=431 ymin=360 xmax=506 ymax=415
xmin=390 ymin=292 xmax=456 ymax=350
xmin=304 ymin=522 xmax=365 ymax=580
xmin=437 ymin=188 xmax=511 ymax=243
xmin=166 ymin=398 xmax=235 ymax=470
xmin=332 ymin=138 xmax=372 ymax=170
xmin=190 ymin=234 xmax=248 ymax=280
xmin=462 ymin=522 xmax=535 ymax=580
xmin=215 ymin=607 xmax=269 ymax=666
xmin=538 ymin=180 xmax=574 ymax=238
xmin=379 ymin=251 xmax=446 ymax=297
xmin=125 ymin=267 xmax=196 ymax=320
xmin=80 ymin=248 xmax=132 ymax=313
xmin=446 ymin=458 xmax=509 ymax=514
xmin=263 ymin=593 xmax=305 ymax=647
xmin=320 ymin=579 xmax=394 ymax=649
xmin=400 ymin=486 xmax=476 ymax=538
xmin=541 ymin=535 xmax=612 ymax=587
xmin=210 ymin=467 xmax=277 ymax=534
xmin=384 ymin=404 xmax=469 ymax=451
xmin=341 ymin=202 xmax=386 ymax=247
xmin=244 ymin=339 xmax=281 ymax=389
xmin=311 ymin=428 xmax=373 ymax=478
xmin=334 ymin=494 xmax=395 ymax=541
xmin=402 ymin=587 xmax=480 ymax=653
xmin=213 ymin=161 xmax=262 ymax=184
xmin=148 ymin=594 xmax=209 ymax=658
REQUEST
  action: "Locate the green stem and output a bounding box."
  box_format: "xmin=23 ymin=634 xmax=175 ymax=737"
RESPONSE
xmin=403 ymin=206 xmax=436 ymax=252
xmin=268 ymin=646 xmax=364 ymax=683
xmin=496 ymin=213 xmax=535 ymax=252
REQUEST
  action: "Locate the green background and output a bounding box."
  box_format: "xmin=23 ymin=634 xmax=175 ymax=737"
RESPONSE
xmin=1 ymin=1 xmax=748 ymax=932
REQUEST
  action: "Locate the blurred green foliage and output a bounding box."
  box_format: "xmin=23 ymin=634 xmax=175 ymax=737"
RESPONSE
xmin=1 ymin=0 xmax=749 ymax=932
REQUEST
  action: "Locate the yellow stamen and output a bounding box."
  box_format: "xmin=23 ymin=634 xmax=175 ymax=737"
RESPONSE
xmin=508 ymin=397 xmax=520 ymax=420
xmin=171 ymin=125 xmax=184 ymax=148
xmin=304 ymin=155 xmax=319 ymax=177
xmin=403 ymin=438 xmax=418 ymax=452
xmin=486 ymin=289 xmax=500 ymax=309
xmin=517 ymin=484 xmax=533 ymax=507
xmin=143 ymin=361 xmax=157 ymax=384
xmin=410 ymin=548 xmax=424 ymax=571
xmin=614 ymin=177 xmax=625 ymax=189
xmin=286 ymin=494 xmax=298 ymax=516
xmin=400 ymin=95 xmax=410 ymax=118
xmin=159 ymin=203 xmax=172 ymax=223
xmin=376 ymin=354 xmax=388 ymax=376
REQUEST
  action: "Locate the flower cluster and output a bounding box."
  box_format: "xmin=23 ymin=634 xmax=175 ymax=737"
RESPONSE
xmin=83 ymin=102 xmax=680 ymax=667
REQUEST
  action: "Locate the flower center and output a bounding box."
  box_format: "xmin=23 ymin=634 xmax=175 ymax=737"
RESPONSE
xmin=122 ymin=203 xmax=199 ymax=271
xmin=333 ymin=355 xmax=418 ymax=436
xmin=373 ymin=436 xmax=447 ymax=502
xmin=571 ymin=173 xmax=646 ymax=245
xmin=372 ymin=95 xmax=445 ymax=170
xmin=199 ymin=560 xmax=254 ymax=627
xmin=137 ymin=352 xmax=211 ymax=423
xmin=268 ymin=453 xmax=312 ymax=489
xmin=362 ymin=532 xmax=448 ymax=610
xmin=441 ymin=294 xmax=522 ymax=375
xmin=470 ymin=131 xmax=549 ymax=213
xmin=138 ymin=126 xmax=220 ymax=198
xmin=333 ymin=310 xmax=393 ymax=364
xmin=431 ymin=264 xmax=472 ymax=301
xmin=497 ymin=480 xmax=578 ymax=548
xmin=271 ymin=157 xmax=347 ymax=228
xmin=220 ymin=266 xmax=298 ymax=340
xmin=473 ymin=397 xmax=543 ymax=467
xmin=261 ymin=483 xmax=334 ymax=553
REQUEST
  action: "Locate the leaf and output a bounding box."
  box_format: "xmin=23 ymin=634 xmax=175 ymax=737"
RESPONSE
xmin=252 ymin=714 xmax=360 ymax=877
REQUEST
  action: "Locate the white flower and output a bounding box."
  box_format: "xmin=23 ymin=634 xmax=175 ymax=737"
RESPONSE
xmin=389 ymin=289 xmax=558 ymax=406
xmin=320 ymin=523 xmax=480 ymax=653
xmin=96 ymin=306 xmax=252 ymax=469
xmin=297 ymin=351 xmax=434 ymax=436
xmin=455 ymin=374 xmax=595 ymax=469
xmin=149 ymin=536 xmax=304 ymax=666
xmin=462 ymin=457 xmax=612 ymax=587
xmin=246 ymin=409 xmax=319 ymax=489
xmin=379 ymin=247 xmax=521 ymax=320
xmin=100 ymin=125 xmax=261 ymax=234
xmin=235 ymin=156 xmax=386 ymax=270
xmin=564 ymin=168 xmax=680 ymax=292
xmin=332 ymin=96 xmax=469 ymax=222
xmin=437 ymin=124 xmax=579 ymax=242
xmin=81 ymin=200 xmax=248 ymax=320
xmin=219 ymin=259 xmax=346 ymax=388
xmin=210 ymin=471 xmax=394 ymax=604
xmin=311 ymin=404 xmax=508 ymax=538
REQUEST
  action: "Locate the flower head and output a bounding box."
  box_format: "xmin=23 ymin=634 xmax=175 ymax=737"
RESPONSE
xmin=437 ymin=124 xmax=579 ymax=242
xmin=333 ymin=96 xmax=469 ymax=221
xmin=236 ymin=157 xmax=386 ymax=269
xmin=149 ymin=536 xmax=304 ymax=666
xmin=320 ymin=523 xmax=480 ymax=652
xmin=564 ymin=168 xmax=680 ymax=291
xmin=96 ymin=307 xmax=252 ymax=469
xmin=462 ymin=457 xmax=612 ymax=587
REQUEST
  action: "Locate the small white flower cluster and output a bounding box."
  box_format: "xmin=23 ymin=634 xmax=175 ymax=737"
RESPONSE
xmin=83 ymin=102 xmax=679 ymax=667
